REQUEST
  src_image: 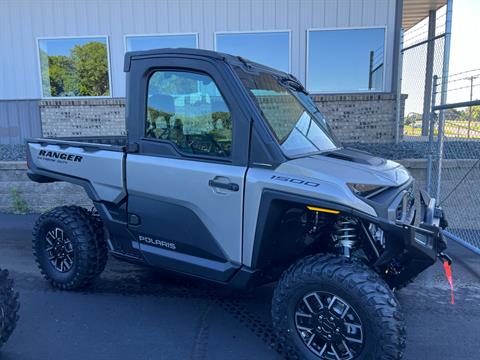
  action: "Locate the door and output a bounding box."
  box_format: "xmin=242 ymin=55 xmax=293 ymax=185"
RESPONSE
xmin=126 ymin=62 xmax=249 ymax=282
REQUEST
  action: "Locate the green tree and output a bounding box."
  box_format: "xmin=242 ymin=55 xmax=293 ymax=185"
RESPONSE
xmin=445 ymin=108 xmax=465 ymax=121
xmin=39 ymin=49 xmax=52 ymax=96
xmin=470 ymin=105 xmax=480 ymax=121
xmin=47 ymin=55 xmax=76 ymax=96
xmin=71 ymin=42 xmax=109 ymax=96
xmin=404 ymin=112 xmax=421 ymax=126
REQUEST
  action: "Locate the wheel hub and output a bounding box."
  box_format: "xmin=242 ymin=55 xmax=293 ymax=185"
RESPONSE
xmin=315 ymin=309 xmax=344 ymax=342
xmin=45 ymin=227 xmax=74 ymax=273
xmin=295 ymin=291 xmax=364 ymax=359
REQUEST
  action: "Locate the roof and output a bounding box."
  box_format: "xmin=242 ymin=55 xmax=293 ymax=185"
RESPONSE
xmin=123 ymin=47 xmax=289 ymax=77
xmin=124 ymin=47 xmax=227 ymax=71
xmin=403 ymin=0 xmax=447 ymax=30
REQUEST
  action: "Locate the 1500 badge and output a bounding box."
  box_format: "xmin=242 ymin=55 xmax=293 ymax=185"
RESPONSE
xmin=138 ymin=235 xmax=177 ymax=250
xmin=270 ymin=175 xmax=320 ymax=187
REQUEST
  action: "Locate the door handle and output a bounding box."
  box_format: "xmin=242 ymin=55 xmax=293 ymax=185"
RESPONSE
xmin=208 ymin=179 xmax=239 ymax=192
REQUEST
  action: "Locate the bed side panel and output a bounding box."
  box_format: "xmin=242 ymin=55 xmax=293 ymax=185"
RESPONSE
xmin=27 ymin=142 xmax=125 ymax=203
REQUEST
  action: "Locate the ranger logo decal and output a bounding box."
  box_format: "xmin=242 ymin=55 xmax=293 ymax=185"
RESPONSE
xmin=38 ymin=150 xmax=83 ymax=163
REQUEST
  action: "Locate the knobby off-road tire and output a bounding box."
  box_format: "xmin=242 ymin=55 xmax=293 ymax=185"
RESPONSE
xmin=0 ymin=269 xmax=19 ymax=348
xmin=272 ymin=254 xmax=406 ymax=360
xmin=32 ymin=206 xmax=108 ymax=290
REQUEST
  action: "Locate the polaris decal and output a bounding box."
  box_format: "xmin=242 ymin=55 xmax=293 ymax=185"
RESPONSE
xmin=270 ymin=175 xmax=320 ymax=187
xmin=37 ymin=150 xmax=83 ymax=163
xmin=138 ymin=235 xmax=176 ymax=250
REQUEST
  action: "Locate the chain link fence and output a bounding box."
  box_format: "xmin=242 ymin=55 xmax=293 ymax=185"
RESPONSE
xmin=399 ymin=6 xmax=480 ymax=254
xmin=428 ymin=92 xmax=480 ymax=253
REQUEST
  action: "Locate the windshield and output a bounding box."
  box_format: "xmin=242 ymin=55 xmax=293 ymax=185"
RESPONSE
xmin=234 ymin=66 xmax=340 ymax=157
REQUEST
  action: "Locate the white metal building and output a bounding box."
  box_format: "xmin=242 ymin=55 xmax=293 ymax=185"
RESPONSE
xmin=0 ymin=0 xmax=446 ymax=145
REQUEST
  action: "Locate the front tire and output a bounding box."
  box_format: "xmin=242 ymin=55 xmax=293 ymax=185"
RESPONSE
xmin=0 ymin=269 xmax=19 ymax=348
xmin=32 ymin=206 xmax=108 ymax=290
xmin=272 ymin=254 xmax=406 ymax=360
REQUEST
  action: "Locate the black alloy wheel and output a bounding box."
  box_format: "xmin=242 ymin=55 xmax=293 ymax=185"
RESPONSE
xmin=45 ymin=227 xmax=75 ymax=273
xmin=295 ymin=291 xmax=363 ymax=359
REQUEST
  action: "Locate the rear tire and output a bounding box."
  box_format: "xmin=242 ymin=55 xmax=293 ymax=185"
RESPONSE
xmin=32 ymin=206 xmax=108 ymax=290
xmin=0 ymin=269 xmax=19 ymax=348
xmin=272 ymin=254 xmax=406 ymax=360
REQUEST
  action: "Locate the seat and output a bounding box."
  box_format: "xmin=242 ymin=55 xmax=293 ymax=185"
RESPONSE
xmin=146 ymin=94 xmax=176 ymax=138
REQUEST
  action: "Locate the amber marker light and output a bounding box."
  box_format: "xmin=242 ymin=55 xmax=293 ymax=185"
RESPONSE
xmin=306 ymin=206 xmax=340 ymax=215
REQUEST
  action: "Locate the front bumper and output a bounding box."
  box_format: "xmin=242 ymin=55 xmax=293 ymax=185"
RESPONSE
xmin=372 ymin=190 xmax=448 ymax=287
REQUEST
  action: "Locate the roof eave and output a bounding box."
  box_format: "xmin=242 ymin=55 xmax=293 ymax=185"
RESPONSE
xmin=402 ymin=0 xmax=447 ymax=30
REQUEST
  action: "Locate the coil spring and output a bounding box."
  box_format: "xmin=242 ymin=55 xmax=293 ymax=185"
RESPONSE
xmin=334 ymin=217 xmax=358 ymax=256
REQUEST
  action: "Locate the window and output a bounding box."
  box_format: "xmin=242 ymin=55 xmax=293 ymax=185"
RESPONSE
xmin=307 ymin=28 xmax=386 ymax=93
xmin=146 ymin=71 xmax=232 ymax=158
xmin=38 ymin=37 xmax=111 ymax=97
xmin=234 ymin=67 xmax=339 ymax=157
xmin=125 ymin=34 xmax=198 ymax=52
xmin=215 ymin=31 xmax=290 ymax=72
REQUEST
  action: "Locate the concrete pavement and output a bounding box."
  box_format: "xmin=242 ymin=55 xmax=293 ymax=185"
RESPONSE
xmin=0 ymin=213 xmax=479 ymax=360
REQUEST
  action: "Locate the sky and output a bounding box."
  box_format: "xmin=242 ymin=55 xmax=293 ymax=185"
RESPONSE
xmin=403 ymin=0 xmax=480 ymax=114
xmin=39 ymin=37 xmax=106 ymax=56
xmin=126 ymin=34 xmax=197 ymax=52
xmin=448 ymin=0 xmax=480 ymax=103
xmin=216 ymin=32 xmax=290 ymax=73
xmin=308 ymin=28 xmax=385 ymax=92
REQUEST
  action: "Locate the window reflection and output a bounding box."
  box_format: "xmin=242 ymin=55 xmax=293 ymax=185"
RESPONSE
xmin=38 ymin=37 xmax=110 ymax=97
xmin=307 ymin=28 xmax=385 ymax=93
xmin=126 ymin=34 xmax=197 ymax=52
xmin=216 ymin=31 xmax=290 ymax=72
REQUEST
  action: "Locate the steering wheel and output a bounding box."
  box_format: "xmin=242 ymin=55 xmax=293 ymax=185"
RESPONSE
xmin=188 ymin=136 xmax=226 ymax=156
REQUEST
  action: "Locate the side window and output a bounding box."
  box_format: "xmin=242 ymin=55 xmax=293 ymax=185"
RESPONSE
xmin=146 ymin=70 xmax=232 ymax=158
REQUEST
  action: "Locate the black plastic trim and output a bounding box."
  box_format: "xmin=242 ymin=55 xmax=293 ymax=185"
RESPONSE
xmin=140 ymin=243 xmax=240 ymax=283
xmin=250 ymin=189 xmax=440 ymax=286
xmin=127 ymin=196 xmax=230 ymax=263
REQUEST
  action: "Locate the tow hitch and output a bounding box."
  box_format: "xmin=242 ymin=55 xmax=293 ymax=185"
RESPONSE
xmin=438 ymin=251 xmax=452 ymax=265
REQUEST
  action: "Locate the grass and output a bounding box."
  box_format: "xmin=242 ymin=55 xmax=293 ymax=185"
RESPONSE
xmin=10 ymin=187 xmax=29 ymax=214
xmin=404 ymin=120 xmax=480 ymax=139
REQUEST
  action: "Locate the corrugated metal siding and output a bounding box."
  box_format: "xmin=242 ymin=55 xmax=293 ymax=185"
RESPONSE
xmin=0 ymin=100 xmax=42 ymax=144
xmin=0 ymin=0 xmax=397 ymax=100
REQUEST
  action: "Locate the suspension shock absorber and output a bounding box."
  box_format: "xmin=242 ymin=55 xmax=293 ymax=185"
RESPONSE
xmin=334 ymin=217 xmax=358 ymax=258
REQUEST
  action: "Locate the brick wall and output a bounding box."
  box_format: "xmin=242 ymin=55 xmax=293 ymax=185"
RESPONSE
xmin=0 ymin=162 xmax=92 ymax=213
xmin=39 ymin=94 xmax=405 ymax=143
xmin=312 ymin=93 xmax=406 ymax=143
xmin=40 ymin=98 xmax=126 ymax=138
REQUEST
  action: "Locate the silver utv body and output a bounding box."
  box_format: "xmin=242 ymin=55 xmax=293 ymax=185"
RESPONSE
xmin=27 ymin=140 xmax=411 ymax=268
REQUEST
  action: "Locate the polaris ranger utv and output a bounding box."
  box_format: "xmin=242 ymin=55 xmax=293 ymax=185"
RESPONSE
xmin=27 ymin=48 xmax=448 ymax=359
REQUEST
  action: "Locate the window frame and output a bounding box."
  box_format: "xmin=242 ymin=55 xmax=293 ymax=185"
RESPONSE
xmin=124 ymin=32 xmax=199 ymax=53
xmin=143 ymin=67 xmax=235 ymax=162
xmin=306 ymin=26 xmax=388 ymax=94
xmin=214 ymin=30 xmax=292 ymax=73
xmin=36 ymin=35 xmax=113 ymax=99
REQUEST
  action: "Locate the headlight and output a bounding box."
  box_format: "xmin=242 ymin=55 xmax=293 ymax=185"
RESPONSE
xmin=347 ymin=183 xmax=388 ymax=198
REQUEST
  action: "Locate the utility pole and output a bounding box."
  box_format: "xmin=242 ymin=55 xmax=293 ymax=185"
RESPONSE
xmin=435 ymin=0 xmax=453 ymax=200
xmin=395 ymin=30 xmax=404 ymax=144
xmin=422 ymin=10 xmax=437 ymax=136
xmin=368 ymin=51 xmax=374 ymax=90
xmin=468 ymin=76 xmax=474 ymax=138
